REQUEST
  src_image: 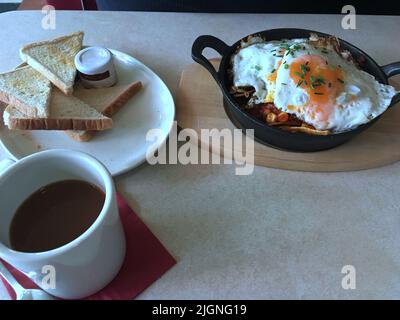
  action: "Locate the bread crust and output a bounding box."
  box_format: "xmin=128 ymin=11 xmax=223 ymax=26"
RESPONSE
xmin=20 ymin=32 xmax=84 ymax=52
xmin=7 ymin=117 xmax=112 ymax=131
xmin=65 ymin=130 xmax=94 ymax=142
xmin=102 ymin=81 xmax=143 ymax=117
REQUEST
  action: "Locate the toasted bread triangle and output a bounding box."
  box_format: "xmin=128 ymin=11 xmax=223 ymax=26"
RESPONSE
xmin=20 ymin=31 xmax=84 ymax=95
xmin=74 ymin=81 xmax=142 ymax=116
xmin=0 ymin=66 xmax=52 ymax=118
xmin=66 ymin=81 xmax=143 ymax=141
xmin=4 ymin=88 xmax=112 ymax=131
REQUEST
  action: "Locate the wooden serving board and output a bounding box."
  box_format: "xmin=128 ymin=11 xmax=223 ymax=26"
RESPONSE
xmin=176 ymin=60 xmax=400 ymax=172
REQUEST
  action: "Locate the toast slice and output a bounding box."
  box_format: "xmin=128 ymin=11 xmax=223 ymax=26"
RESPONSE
xmin=66 ymin=81 xmax=142 ymax=141
xmin=20 ymin=31 xmax=84 ymax=95
xmin=0 ymin=66 xmax=52 ymax=118
xmin=3 ymin=89 xmax=112 ymax=131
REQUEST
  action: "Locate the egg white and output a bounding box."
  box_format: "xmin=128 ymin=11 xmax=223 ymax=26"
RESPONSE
xmin=232 ymin=39 xmax=305 ymax=104
xmin=232 ymin=39 xmax=398 ymax=132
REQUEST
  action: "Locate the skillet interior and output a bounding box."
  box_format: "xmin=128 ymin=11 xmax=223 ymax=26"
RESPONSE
xmin=218 ymin=28 xmax=389 ymax=152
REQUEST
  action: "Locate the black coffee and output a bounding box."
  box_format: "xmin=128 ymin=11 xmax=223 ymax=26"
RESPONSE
xmin=9 ymin=179 xmax=105 ymax=253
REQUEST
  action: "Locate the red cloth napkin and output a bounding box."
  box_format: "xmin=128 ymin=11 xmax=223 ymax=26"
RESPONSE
xmin=1 ymin=194 xmax=176 ymax=300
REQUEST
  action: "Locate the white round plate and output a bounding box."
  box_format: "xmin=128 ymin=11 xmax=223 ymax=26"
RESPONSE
xmin=0 ymin=49 xmax=175 ymax=176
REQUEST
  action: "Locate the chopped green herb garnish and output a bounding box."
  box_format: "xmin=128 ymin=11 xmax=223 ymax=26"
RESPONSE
xmin=294 ymin=71 xmax=304 ymax=78
xmin=280 ymin=43 xmax=300 ymax=57
xmin=281 ymin=83 xmax=287 ymax=85
xmin=301 ymin=64 xmax=310 ymax=73
xmin=271 ymin=68 xmax=276 ymax=73
xmin=254 ymin=65 xmax=262 ymax=71
xmin=337 ymin=78 xmax=345 ymax=84
xmin=284 ymin=64 xmax=289 ymax=69
xmin=314 ymin=92 xmax=324 ymax=95
xmin=297 ymin=80 xmax=303 ymax=87
xmin=316 ymin=76 xmax=325 ymax=84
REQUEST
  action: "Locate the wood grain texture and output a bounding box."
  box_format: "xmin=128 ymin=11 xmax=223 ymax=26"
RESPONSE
xmin=176 ymin=60 xmax=400 ymax=172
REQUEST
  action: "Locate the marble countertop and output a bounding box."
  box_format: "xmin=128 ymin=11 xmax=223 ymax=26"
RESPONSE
xmin=0 ymin=11 xmax=399 ymax=299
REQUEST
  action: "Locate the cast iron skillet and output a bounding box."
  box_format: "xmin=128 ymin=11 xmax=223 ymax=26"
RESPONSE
xmin=191 ymin=28 xmax=400 ymax=152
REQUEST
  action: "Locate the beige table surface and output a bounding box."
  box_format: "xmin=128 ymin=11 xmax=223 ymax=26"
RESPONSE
xmin=0 ymin=11 xmax=400 ymax=300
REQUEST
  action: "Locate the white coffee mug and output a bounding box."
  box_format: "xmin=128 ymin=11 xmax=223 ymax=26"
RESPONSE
xmin=0 ymin=150 xmax=126 ymax=299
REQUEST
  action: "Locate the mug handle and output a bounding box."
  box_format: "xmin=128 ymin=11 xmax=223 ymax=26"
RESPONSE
xmin=0 ymin=159 xmax=16 ymax=176
xmin=381 ymin=62 xmax=400 ymax=105
xmin=191 ymin=35 xmax=230 ymax=84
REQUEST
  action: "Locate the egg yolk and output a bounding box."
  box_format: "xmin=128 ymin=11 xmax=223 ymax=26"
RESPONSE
xmin=289 ymin=54 xmax=344 ymax=121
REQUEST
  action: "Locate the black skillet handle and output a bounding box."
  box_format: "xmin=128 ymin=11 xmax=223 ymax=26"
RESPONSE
xmin=381 ymin=62 xmax=400 ymax=105
xmin=192 ymin=35 xmax=230 ymax=85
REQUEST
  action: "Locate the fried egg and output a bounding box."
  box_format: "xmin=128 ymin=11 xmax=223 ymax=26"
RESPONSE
xmin=232 ymin=38 xmax=397 ymax=132
xmin=232 ymin=38 xmax=306 ymax=104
